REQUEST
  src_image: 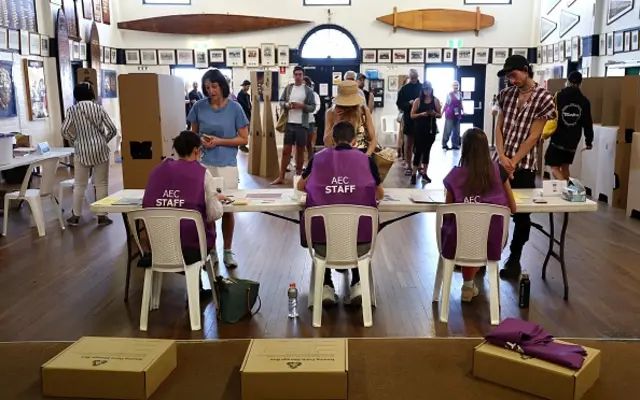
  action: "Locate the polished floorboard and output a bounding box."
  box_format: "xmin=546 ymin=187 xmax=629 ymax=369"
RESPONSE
xmin=1 ymin=146 xmax=640 ymax=341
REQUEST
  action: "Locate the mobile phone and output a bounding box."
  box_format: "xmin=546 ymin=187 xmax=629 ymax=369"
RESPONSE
xmin=533 ymin=198 xmax=548 ymax=204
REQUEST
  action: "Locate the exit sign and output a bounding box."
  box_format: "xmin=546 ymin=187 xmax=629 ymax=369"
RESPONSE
xmin=448 ymin=40 xmax=464 ymax=48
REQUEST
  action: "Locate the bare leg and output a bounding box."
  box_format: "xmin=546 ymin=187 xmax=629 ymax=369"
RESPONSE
xmin=404 ymin=135 xmax=414 ymax=168
xmin=550 ymin=166 xmax=564 ymax=181
xmin=306 ymin=130 xmax=317 ymax=164
xmin=295 ymin=145 xmax=305 ymax=175
xmin=462 ymin=267 xmax=480 ymax=281
xmin=271 ymin=144 xmax=293 ymax=184
xmin=222 ymin=213 xmax=234 ymax=250
xmin=561 ymin=164 xmax=571 ymax=180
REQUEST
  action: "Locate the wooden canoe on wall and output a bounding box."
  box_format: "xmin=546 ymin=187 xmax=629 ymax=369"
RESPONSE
xmin=376 ymin=7 xmax=495 ymax=36
xmin=117 ymin=14 xmax=311 ymax=35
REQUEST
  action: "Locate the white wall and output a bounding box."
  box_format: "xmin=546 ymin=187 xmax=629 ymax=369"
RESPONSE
xmin=0 ymin=0 xmax=123 ymax=149
xmin=117 ymin=0 xmax=537 ymax=49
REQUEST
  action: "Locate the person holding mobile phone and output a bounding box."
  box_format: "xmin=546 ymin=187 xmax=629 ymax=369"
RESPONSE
xmin=188 ymin=69 xmax=249 ymax=269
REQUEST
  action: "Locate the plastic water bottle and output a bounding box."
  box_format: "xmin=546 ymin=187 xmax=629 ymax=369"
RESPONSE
xmin=287 ymin=283 xmax=299 ymax=319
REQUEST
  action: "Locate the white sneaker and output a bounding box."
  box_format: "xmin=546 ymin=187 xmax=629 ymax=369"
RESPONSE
xmin=223 ymin=250 xmax=238 ymax=269
xmin=210 ymin=249 xmax=220 ymax=266
xmin=348 ymin=282 xmax=363 ymax=305
xmin=322 ymin=285 xmax=338 ymax=306
xmin=461 ymin=284 xmax=479 ymax=302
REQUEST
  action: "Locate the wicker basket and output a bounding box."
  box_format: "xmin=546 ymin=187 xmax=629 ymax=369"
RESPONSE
xmin=373 ymin=152 xmax=395 ymax=183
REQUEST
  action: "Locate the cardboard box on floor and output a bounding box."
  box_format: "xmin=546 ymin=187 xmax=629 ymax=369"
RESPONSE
xmin=41 ymin=337 xmax=177 ymax=400
xmin=473 ymin=340 xmax=601 ymax=400
xmin=241 ymin=339 xmax=348 ymax=400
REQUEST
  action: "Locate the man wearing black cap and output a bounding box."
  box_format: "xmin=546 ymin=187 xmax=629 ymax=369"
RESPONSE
xmin=237 ymin=80 xmax=252 ymax=153
xmin=545 ymin=71 xmax=594 ymax=181
xmin=495 ymin=55 xmax=556 ymax=279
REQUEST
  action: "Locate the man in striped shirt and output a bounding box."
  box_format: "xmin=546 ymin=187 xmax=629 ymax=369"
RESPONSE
xmin=495 ymin=55 xmax=556 ymax=278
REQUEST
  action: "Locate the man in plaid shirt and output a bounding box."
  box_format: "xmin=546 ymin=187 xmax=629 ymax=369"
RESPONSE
xmin=496 ymin=55 xmax=556 ymax=278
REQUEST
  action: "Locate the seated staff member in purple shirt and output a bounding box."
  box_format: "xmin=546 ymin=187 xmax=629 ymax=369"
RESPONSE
xmin=297 ymin=121 xmax=384 ymax=306
xmin=495 ymin=55 xmax=556 ymax=279
xmin=142 ymin=130 xmax=226 ymax=268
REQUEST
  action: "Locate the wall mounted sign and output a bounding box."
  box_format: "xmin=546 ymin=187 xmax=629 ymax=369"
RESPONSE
xmin=101 ymin=0 xmax=110 ymax=25
xmin=81 ymin=0 xmax=93 ymax=20
xmin=92 ymin=0 xmax=102 ymax=23
xmin=63 ymin=0 xmax=80 ymax=39
xmin=0 ymin=0 xmax=37 ymax=32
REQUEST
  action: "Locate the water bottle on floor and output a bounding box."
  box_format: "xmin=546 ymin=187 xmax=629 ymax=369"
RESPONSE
xmin=288 ymin=283 xmax=299 ymax=318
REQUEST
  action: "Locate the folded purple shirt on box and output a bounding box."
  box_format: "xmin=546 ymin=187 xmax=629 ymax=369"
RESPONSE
xmin=485 ymin=318 xmax=587 ymax=369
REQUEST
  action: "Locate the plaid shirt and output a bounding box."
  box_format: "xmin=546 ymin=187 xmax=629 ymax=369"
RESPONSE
xmin=497 ymin=85 xmax=556 ymax=170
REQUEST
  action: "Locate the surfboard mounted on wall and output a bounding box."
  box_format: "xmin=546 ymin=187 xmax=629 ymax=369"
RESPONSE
xmin=376 ymin=7 xmax=495 ymax=36
xmin=117 ymin=14 xmax=311 ymax=35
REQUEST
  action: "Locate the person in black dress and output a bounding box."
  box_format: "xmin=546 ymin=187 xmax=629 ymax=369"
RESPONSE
xmin=409 ymin=81 xmax=441 ymax=184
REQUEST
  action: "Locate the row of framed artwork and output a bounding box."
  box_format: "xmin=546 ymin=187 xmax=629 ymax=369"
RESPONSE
xmin=0 ymin=58 xmax=49 ymax=121
xmin=51 ymin=0 xmax=112 ymax=25
xmin=0 ymin=28 xmax=51 ymax=57
xmin=123 ymin=45 xmax=292 ymax=67
xmin=538 ymin=36 xmax=582 ymax=65
xmin=361 ymin=48 xmax=530 ymax=66
xmin=599 ymin=29 xmax=640 ymax=56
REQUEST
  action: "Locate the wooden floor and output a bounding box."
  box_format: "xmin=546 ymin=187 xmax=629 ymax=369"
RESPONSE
xmin=1 ymin=147 xmax=640 ymax=341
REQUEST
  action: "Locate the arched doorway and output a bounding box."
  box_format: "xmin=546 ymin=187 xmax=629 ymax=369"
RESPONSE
xmin=297 ymin=24 xmax=360 ymax=144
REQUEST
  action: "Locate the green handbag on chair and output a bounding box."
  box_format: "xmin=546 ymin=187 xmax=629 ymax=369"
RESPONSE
xmin=215 ymin=277 xmax=261 ymax=324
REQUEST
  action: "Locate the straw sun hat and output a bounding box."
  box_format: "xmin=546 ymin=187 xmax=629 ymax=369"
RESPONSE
xmin=335 ymin=80 xmax=362 ymax=107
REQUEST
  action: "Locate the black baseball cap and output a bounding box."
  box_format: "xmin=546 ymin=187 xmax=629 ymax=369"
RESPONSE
xmin=497 ymin=55 xmax=529 ymax=77
xmin=241 ymin=80 xmax=251 ymax=86
xmin=568 ymin=71 xmax=583 ymax=85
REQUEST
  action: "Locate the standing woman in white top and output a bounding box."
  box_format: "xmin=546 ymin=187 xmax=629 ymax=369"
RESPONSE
xmin=303 ymin=77 xmax=321 ymax=159
xmin=61 ymin=82 xmax=117 ymax=226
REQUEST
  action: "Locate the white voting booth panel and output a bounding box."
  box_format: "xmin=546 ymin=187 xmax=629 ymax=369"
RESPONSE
xmin=580 ymin=124 xmax=604 ymax=197
xmin=627 ymin=132 xmax=640 ymax=217
xmin=595 ymin=126 xmax=618 ymax=204
xmin=571 ymin=135 xmax=587 ymax=181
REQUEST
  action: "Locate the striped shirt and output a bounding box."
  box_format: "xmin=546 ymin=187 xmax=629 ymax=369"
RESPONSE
xmin=61 ymin=101 xmax=117 ymax=166
xmin=496 ymin=85 xmax=555 ymax=170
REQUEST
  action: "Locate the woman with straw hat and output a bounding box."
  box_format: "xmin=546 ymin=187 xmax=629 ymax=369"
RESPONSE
xmin=324 ymin=80 xmax=377 ymax=156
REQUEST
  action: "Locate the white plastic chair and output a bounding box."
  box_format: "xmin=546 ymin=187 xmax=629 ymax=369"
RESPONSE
xmin=304 ymin=205 xmax=378 ymax=328
xmin=2 ymin=157 xmax=65 ymax=237
xmin=127 ymin=208 xmax=217 ymax=331
xmin=432 ymin=203 xmax=510 ymax=326
xmin=380 ymin=115 xmax=399 ymax=147
xmin=57 ymin=172 xmax=95 ymax=213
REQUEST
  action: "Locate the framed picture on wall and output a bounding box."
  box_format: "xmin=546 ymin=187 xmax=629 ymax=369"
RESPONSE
xmin=443 ymin=48 xmax=454 ymax=63
xmin=261 ymin=44 xmax=276 ymax=66
xmin=141 ymin=50 xmax=157 ymax=65
xmin=8 ymin=29 xmax=20 ymax=51
xmin=599 ymin=34 xmax=606 ymax=55
xmin=492 ymin=48 xmax=508 ymax=64
xmin=80 ymin=42 xmax=87 ymax=60
xmin=177 ymin=50 xmax=194 ymax=65
xmin=104 ymin=46 xmax=110 ymax=63
xmin=72 ymin=41 xmax=80 ymax=61
xmin=99 ymin=45 xmax=104 ymax=62
xmin=0 ymin=59 xmax=17 ymax=118
xmin=40 ymin=36 xmax=49 ymax=57
xmin=614 ymin=31 xmax=624 ymax=53
xmin=362 ymin=49 xmax=377 ymax=63
xmin=226 ymin=47 xmax=244 ymax=67
xmin=632 ymin=30 xmax=639 ymax=51
xmin=110 ymin=48 xmax=117 ymax=63
xmin=20 ymin=30 xmax=29 ymax=56
xmin=624 ymin=31 xmax=632 ymax=52
xmin=194 ymin=50 xmax=208 ymax=68
xmin=607 ymin=0 xmax=634 ymax=25
xmin=571 ymin=36 xmax=580 ymax=60
xmin=93 ymin=0 xmax=103 ymax=23
xmin=81 ymin=0 xmax=93 ymax=20
xmin=158 ymin=50 xmax=176 ymax=65
xmin=23 ymin=59 xmax=49 ymax=120
xmin=456 ymin=48 xmax=472 ymax=66
xmin=392 ymin=49 xmax=407 ymax=63
xmin=546 ymin=44 xmax=553 ymax=62
xmin=277 ymin=45 xmax=289 ymax=66
xmin=536 ymin=46 xmax=542 ymax=64
xmin=606 ymin=32 xmax=614 ymax=55
xmin=408 ymin=49 xmax=425 ymax=63
xmin=0 ymin=28 xmax=7 ymax=50
xmin=511 ymin=48 xmax=528 ymax=58
xmin=377 ymin=49 xmax=391 ymax=63
xmin=559 ymin=41 xmax=565 ymax=59
xmin=29 ymin=33 xmax=40 ymax=56
xmin=387 ymin=76 xmax=398 ymax=92
xmin=208 ymin=49 xmax=224 ymax=64
xmin=474 ymin=48 xmax=489 ymax=64
xmin=553 ymin=43 xmax=559 ymax=61
xmin=425 ymin=49 xmax=441 ymax=63
xmin=245 ymin=47 xmax=260 ymax=67
xmin=125 ymin=50 xmax=140 ymax=65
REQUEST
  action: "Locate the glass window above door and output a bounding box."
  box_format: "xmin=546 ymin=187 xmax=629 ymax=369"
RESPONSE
xmin=460 ymin=77 xmax=475 ymax=92
xmin=300 ymin=29 xmax=357 ymax=59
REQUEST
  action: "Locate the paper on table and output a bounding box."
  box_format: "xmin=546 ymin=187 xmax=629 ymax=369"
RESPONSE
xmin=513 ymin=192 xmax=530 ymax=200
xmin=93 ymin=197 xmax=120 ymax=205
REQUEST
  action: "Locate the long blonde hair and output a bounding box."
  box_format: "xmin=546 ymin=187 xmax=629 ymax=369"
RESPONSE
xmin=334 ymin=105 xmax=363 ymax=129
